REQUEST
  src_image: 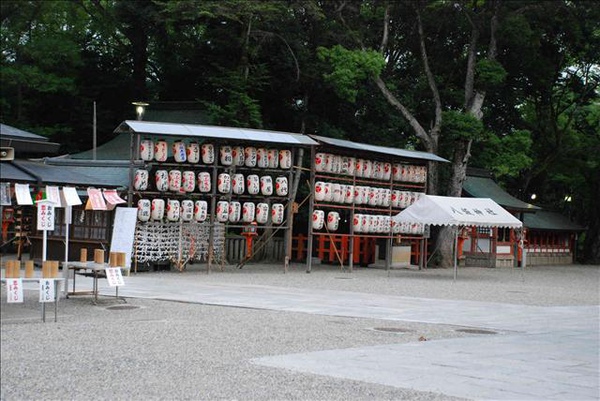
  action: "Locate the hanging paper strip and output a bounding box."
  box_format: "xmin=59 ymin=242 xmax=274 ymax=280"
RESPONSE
xmin=45 ymin=186 xmax=62 ymax=206
xmin=103 ymin=189 xmax=126 ymax=210
xmin=61 ymin=187 xmax=82 ymax=206
xmin=85 ymin=188 xmax=107 ymax=210
xmin=14 ymin=183 xmax=33 ymax=205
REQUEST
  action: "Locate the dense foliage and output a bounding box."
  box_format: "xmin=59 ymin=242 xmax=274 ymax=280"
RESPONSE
xmin=1 ymin=0 xmax=598 ymax=262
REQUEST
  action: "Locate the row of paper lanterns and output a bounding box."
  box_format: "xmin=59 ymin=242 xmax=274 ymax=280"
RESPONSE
xmin=353 ymin=214 xmax=424 ymax=234
xmin=134 ymin=170 xmax=289 ymax=197
xmin=137 ymin=198 xmax=285 ymax=224
xmin=315 ymin=181 xmax=422 ymax=208
xmin=312 ymin=210 xmax=424 ymax=235
xmin=140 ymin=138 xmax=293 ymax=169
xmin=315 ymin=152 xmax=427 ymax=183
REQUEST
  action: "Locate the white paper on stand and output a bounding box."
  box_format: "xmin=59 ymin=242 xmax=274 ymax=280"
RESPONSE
xmin=61 ymin=187 xmax=82 ymax=206
xmin=105 ymin=268 xmax=125 ymax=287
xmin=14 ymin=183 xmax=33 ymax=205
xmin=45 ymin=186 xmax=62 ymax=206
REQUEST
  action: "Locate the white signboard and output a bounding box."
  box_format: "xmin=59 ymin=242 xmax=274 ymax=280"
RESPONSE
xmin=6 ymin=279 xmax=24 ymax=303
xmin=37 ymin=202 xmax=55 ymax=231
xmin=105 ymin=268 xmax=125 ymax=287
xmin=39 ymin=279 xmax=56 ymax=303
xmin=109 ymin=207 xmax=137 ymax=269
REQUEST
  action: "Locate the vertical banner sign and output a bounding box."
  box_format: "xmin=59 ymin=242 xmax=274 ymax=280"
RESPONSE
xmin=37 ymin=202 xmax=55 ymax=231
xmin=7 ymin=279 xmax=24 ymax=303
xmin=105 ymin=268 xmax=125 ymax=287
xmin=0 ymin=182 xmax=10 ymax=206
xmin=39 ymin=279 xmax=55 ymax=303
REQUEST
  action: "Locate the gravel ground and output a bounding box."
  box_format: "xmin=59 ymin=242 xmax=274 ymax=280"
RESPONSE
xmin=1 ymin=262 xmax=599 ymax=401
xmin=176 ymin=261 xmax=600 ymax=306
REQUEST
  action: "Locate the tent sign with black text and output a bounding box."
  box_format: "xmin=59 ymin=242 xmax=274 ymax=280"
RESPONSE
xmin=392 ymin=195 xmax=522 ymax=228
xmin=392 ymin=195 xmax=523 ymax=279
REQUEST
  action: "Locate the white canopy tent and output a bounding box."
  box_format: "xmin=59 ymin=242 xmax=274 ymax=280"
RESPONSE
xmin=392 ymin=195 xmax=523 ymax=279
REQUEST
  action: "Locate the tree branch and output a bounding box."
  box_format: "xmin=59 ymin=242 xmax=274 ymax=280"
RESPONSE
xmin=252 ymin=30 xmax=300 ymax=81
xmin=415 ymin=4 xmax=442 ymax=136
xmin=379 ymin=2 xmax=390 ymax=54
xmin=464 ymin=23 xmax=479 ymax=109
xmin=374 ymin=76 xmax=432 ymax=150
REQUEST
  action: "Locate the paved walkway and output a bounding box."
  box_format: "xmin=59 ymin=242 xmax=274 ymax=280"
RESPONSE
xmin=86 ymin=271 xmax=600 ymax=401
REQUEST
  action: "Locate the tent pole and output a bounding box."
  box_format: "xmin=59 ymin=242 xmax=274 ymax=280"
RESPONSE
xmin=521 ymin=228 xmax=527 ymax=270
xmin=453 ymin=227 xmax=458 ymax=281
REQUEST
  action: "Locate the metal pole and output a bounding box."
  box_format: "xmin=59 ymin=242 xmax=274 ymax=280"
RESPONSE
xmin=92 ymin=101 xmax=97 ymax=161
xmin=43 ymin=230 xmax=47 ymax=262
xmin=207 ymin=156 xmax=217 ymax=273
xmin=127 ymin=131 xmax=135 ymax=208
xmin=63 ymin=205 xmax=71 ymax=296
xmin=306 ymin=146 xmax=316 ymax=273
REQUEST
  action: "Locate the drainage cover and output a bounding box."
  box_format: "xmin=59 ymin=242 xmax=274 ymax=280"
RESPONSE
xmin=106 ymin=305 xmax=140 ymax=311
xmin=373 ymin=327 xmax=413 ymax=333
xmin=456 ymin=328 xmax=497 ymax=335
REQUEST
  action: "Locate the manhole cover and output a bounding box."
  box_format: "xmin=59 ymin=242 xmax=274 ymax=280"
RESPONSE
xmin=106 ymin=305 xmax=140 ymax=311
xmin=456 ymin=328 xmax=497 ymax=335
xmin=373 ymin=327 xmax=413 ymax=333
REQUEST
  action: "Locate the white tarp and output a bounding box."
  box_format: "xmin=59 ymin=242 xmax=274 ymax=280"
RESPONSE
xmin=392 ymin=195 xmax=523 ymax=228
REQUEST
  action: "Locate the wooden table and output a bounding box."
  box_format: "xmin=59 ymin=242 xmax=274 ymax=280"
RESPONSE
xmin=63 ymin=262 xmax=122 ymax=304
xmin=1 ymin=277 xmax=65 ymax=322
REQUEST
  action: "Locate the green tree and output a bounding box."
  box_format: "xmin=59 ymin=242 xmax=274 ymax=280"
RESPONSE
xmin=472 ymin=0 xmax=600 ymax=262
xmin=1 ymin=1 xmax=83 ymax=136
xmin=317 ymin=0 xmax=503 ymax=266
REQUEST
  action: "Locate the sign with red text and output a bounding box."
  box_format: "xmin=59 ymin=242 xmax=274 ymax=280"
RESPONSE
xmin=6 ymin=279 xmax=23 ymax=303
xmin=36 ymin=201 xmax=55 ymax=231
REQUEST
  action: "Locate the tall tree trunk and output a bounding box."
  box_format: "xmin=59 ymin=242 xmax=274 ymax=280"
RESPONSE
xmin=372 ymin=3 xmax=442 ymax=192
xmin=436 ymin=1 xmax=499 ymax=268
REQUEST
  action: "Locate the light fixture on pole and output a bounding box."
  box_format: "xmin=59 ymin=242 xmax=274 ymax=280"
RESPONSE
xmin=130 ymin=102 xmax=149 ymax=170
xmin=132 ymin=101 xmax=149 ymax=121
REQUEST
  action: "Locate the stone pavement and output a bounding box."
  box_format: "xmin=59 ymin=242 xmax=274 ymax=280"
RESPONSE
xmin=81 ymin=268 xmax=600 ymax=401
